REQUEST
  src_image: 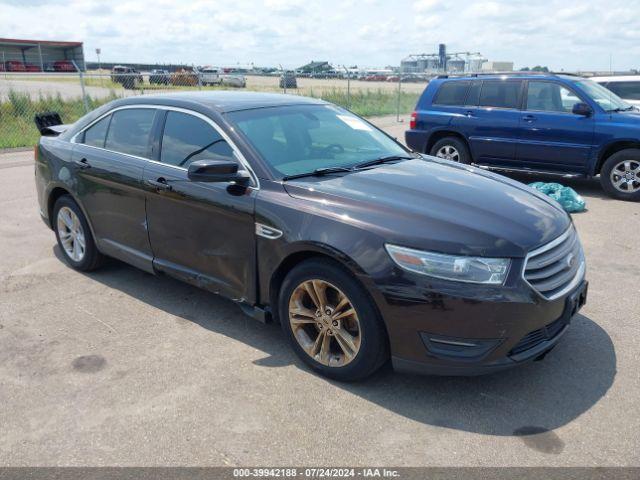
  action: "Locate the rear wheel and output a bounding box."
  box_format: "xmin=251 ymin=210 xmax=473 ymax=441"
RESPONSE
xmin=53 ymin=196 xmax=104 ymax=271
xmin=430 ymin=137 xmax=471 ymax=164
xmin=600 ymin=149 xmax=640 ymax=201
xmin=279 ymin=259 xmax=388 ymax=381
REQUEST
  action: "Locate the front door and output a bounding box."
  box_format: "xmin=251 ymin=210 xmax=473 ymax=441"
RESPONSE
xmin=516 ymin=80 xmax=595 ymax=172
xmin=143 ymin=110 xmax=257 ymax=302
xmin=72 ymin=107 xmax=158 ymax=272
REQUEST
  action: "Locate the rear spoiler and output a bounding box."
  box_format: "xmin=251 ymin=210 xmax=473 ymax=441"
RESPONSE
xmin=34 ymin=112 xmax=72 ymax=136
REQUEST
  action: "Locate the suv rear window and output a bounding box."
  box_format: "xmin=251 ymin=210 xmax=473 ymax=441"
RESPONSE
xmin=433 ymin=81 xmax=471 ymax=106
xmin=479 ymin=80 xmax=522 ymax=109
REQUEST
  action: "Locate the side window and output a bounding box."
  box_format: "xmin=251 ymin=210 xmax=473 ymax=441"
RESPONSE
xmin=527 ymin=81 xmax=580 ymax=113
xmin=466 ymin=81 xmax=481 ymax=106
xmin=82 ymin=115 xmax=111 ymax=148
xmin=105 ymin=109 xmax=156 ymax=157
xmin=160 ymin=111 xmax=235 ymax=167
xmin=433 ymin=81 xmax=471 ymax=106
xmin=479 ymin=80 xmax=522 ymax=109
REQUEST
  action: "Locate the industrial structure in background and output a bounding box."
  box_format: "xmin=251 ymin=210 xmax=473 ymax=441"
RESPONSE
xmin=0 ymin=38 xmax=85 ymax=72
xmin=400 ymin=44 xmax=513 ymax=74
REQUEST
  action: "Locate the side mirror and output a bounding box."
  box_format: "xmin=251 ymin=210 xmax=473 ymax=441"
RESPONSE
xmin=572 ymin=102 xmax=592 ymax=116
xmin=187 ymin=159 xmax=250 ymax=184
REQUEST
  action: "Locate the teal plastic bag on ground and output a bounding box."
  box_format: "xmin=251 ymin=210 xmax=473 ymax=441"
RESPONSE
xmin=528 ymin=182 xmax=586 ymax=213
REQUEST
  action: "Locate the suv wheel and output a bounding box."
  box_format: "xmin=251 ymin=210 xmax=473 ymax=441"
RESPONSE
xmin=600 ymin=149 xmax=640 ymax=201
xmin=279 ymin=259 xmax=388 ymax=381
xmin=53 ymin=195 xmax=104 ymax=271
xmin=430 ymin=137 xmax=471 ymax=164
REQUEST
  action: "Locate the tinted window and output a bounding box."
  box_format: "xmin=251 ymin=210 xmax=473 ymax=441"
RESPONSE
xmin=527 ymin=81 xmax=581 ymax=113
xmin=433 ymin=81 xmax=471 ymax=106
xmin=160 ymin=111 xmax=234 ymax=167
xmin=606 ymin=81 xmax=640 ymax=100
xmin=479 ymin=80 xmax=522 ymax=109
xmin=105 ymin=109 xmax=155 ymax=157
xmin=229 ymin=105 xmax=407 ymax=177
xmin=83 ymin=115 xmax=110 ymax=148
xmin=466 ymin=81 xmax=481 ymax=106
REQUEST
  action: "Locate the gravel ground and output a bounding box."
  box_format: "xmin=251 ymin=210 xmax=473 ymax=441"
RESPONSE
xmin=0 ymin=118 xmax=638 ymax=466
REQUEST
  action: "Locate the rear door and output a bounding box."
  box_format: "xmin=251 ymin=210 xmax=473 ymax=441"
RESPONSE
xmin=516 ymin=80 xmax=595 ymax=171
xmin=143 ymin=109 xmax=257 ymax=303
xmin=72 ymin=107 xmax=158 ymax=272
xmin=466 ymin=79 xmax=524 ymax=165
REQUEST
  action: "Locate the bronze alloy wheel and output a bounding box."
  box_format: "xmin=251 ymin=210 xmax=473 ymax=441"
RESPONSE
xmin=288 ymin=279 xmax=362 ymax=367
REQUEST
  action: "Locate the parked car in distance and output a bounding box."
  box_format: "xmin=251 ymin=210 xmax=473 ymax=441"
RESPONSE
xmin=34 ymin=91 xmax=587 ymax=381
xmin=406 ymin=72 xmax=640 ymax=201
xmin=149 ymin=69 xmax=170 ymax=85
xmin=111 ymin=65 xmax=143 ymax=89
xmin=199 ymin=66 xmax=222 ymax=86
xmin=279 ymin=71 xmax=297 ymax=89
xmin=591 ymin=75 xmax=640 ymax=107
xmin=53 ymin=60 xmax=76 ymax=72
xmin=24 ymin=64 xmax=42 ymax=72
xmin=220 ymin=71 xmax=246 ymax=88
xmin=5 ymin=60 xmax=26 ymax=72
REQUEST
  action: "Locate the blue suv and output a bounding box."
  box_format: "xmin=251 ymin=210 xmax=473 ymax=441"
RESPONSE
xmin=406 ymin=73 xmax=640 ymax=201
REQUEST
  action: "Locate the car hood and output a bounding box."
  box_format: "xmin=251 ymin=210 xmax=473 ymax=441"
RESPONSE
xmin=283 ymin=158 xmax=570 ymax=258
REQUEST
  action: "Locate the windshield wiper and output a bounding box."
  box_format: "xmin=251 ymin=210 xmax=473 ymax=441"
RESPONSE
xmin=282 ymin=166 xmax=353 ymax=181
xmin=353 ymin=155 xmax=415 ymax=170
xmin=607 ymin=106 xmax=635 ymax=113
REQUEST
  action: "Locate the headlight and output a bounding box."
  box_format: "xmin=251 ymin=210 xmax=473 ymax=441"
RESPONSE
xmin=385 ymin=244 xmax=510 ymax=285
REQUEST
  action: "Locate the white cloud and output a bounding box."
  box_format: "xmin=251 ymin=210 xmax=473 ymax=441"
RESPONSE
xmin=0 ymin=0 xmax=638 ymax=70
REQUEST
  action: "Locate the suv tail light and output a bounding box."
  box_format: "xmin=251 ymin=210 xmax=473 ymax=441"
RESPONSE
xmin=409 ymin=111 xmax=417 ymax=130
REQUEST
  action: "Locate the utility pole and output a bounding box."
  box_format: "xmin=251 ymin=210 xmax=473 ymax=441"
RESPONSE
xmin=96 ymin=48 xmax=102 ymax=85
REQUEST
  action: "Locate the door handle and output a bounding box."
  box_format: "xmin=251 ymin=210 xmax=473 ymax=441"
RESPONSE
xmin=465 ymin=110 xmax=476 ymax=117
xmin=522 ymin=114 xmax=536 ymax=122
xmin=146 ymin=177 xmax=172 ymax=191
xmin=74 ymin=158 xmax=91 ymax=169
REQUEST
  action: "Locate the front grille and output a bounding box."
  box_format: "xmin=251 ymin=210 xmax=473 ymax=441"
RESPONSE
xmin=523 ymin=227 xmax=585 ymax=300
xmin=509 ymin=317 xmax=566 ymax=356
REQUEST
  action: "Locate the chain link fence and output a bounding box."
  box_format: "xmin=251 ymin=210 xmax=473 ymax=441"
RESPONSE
xmin=0 ymin=69 xmax=425 ymax=149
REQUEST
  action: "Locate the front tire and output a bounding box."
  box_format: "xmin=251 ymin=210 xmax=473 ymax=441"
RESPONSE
xmin=430 ymin=136 xmax=471 ymax=164
xmin=53 ymin=195 xmax=104 ymax=271
xmin=279 ymin=259 xmax=388 ymax=381
xmin=600 ymin=149 xmax=640 ymax=201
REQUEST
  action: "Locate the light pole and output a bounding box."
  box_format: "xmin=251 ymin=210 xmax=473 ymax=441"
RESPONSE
xmin=95 ymin=48 xmax=102 ymax=85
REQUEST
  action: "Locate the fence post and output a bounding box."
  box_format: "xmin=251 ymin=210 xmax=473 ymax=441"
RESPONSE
xmin=343 ymin=66 xmax=350 ymax=109
xmin=197 ymin=71 xmax=202 ymax=90
xmin=72 ymin=60 xmax=90 ymax=113
xmin=396 ymin=74 xmax=402 ymax=122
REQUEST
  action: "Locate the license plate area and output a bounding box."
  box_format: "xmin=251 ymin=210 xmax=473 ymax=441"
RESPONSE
xmin=566 ymin=281 xmax=588 ymax=320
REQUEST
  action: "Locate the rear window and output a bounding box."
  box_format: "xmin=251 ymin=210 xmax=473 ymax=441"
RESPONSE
xmin=82 ymin=115 xmax=111 ymax=148
xmin=479 ymin=80 xmax=522 ymax=109
xmin=605 ymin=81 xmax=640 ymax=100
xmin=433 ymin=81 xmax=471 ymax=106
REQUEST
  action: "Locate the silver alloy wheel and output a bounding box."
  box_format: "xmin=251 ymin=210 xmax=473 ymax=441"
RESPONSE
xmin=288 ymin=279 xmax=362 ymax=367
xmin=57 ymin=206 xmax=86 ymax=262
xmin=610 ymin=160 xmax=640 ymax=193
xmin=436 ymin=145 xmax=460 ymax=162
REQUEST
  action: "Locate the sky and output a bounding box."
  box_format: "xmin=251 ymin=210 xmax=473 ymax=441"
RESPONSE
xmin=1 ymin=0 xmax=639 ymax=71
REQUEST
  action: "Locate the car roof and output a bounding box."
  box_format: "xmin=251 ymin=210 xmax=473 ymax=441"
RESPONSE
xmin=114 ymin=91 xmax=327 ymax=113
xmin=590 ymin=75 xmax=640 ymax=82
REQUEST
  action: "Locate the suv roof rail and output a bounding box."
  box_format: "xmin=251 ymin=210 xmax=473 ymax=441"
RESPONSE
xmin=435 ymin=71 xmax=584 ymax=80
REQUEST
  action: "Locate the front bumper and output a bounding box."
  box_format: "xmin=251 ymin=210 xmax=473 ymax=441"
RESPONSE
xmin=376 ymin=269 xmax=588 ymax=376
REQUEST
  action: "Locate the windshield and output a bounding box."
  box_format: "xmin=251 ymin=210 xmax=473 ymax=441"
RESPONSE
xmin=576 ymin=79 xmax=631 ymax=111
xmin=227 ymin=104 xmax=408 ymax=177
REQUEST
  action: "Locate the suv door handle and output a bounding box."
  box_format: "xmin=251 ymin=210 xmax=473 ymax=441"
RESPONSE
xmin=522 ymin=114 xmax=536 ymax=122
xmin=465 ymin=110 xmax=476 ymax=117
xmin=146 ymin=177 xmax=172 ymax=191
xmin=74 ymin=158 xmax=91 ymax=169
